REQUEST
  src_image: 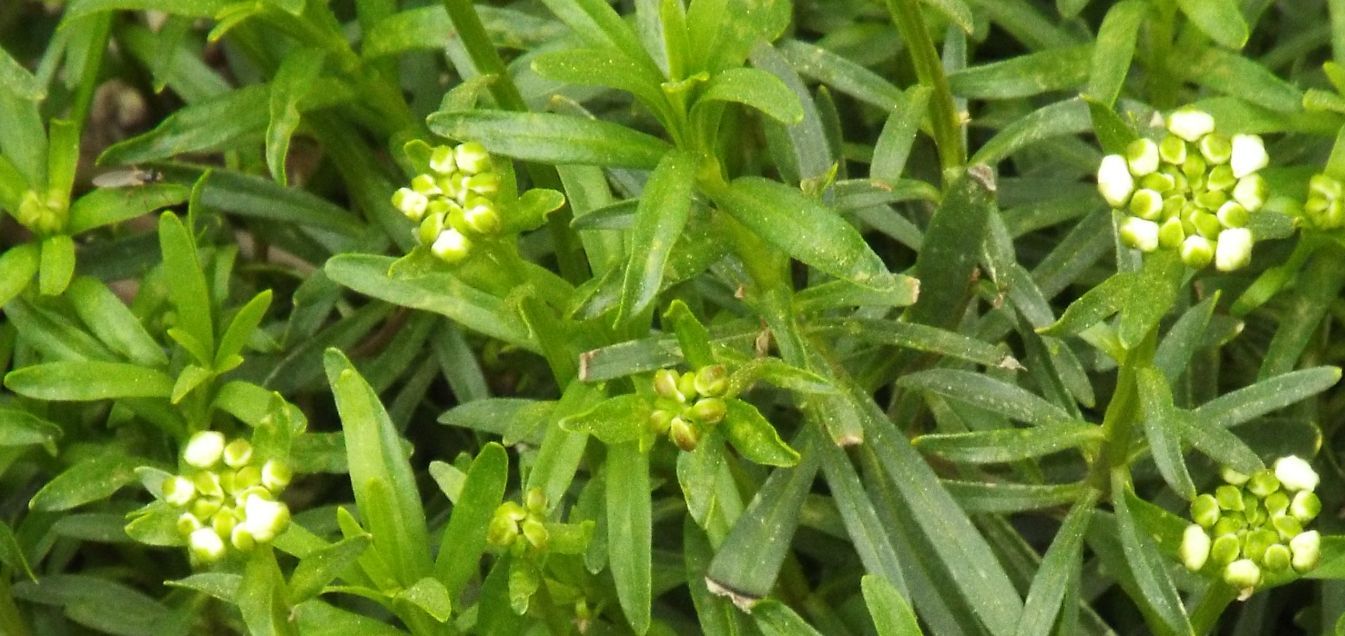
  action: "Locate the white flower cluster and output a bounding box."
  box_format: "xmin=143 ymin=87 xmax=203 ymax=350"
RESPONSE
xmin=1179 ymin=456 xmax=1322 ymax=598
xmin=1303 ymin=173 xmax=1345 ymax=230
xmin=391 ymin=141 xmax=500 ymax=264
xmin=1097 ymin=108 xmax=1269 ymax=271
xmin=650 ymin=366 xmax=729 ymax=452
xmin=162 ymin=431 xmax=293 ymax=564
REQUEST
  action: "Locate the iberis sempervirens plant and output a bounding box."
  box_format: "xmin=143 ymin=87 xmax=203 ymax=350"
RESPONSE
xmin=391 ymin=141 xmax=500 ymax=263
xmin=1097 ymin=108 xmax=1270 ymax=271
xmin=650 ymin=365 xmax=729 ymax=452
xmin=1179 ymin=456 xmax=1322 ymax=599
xmin=160 ymin=431 xmax=293 ymax=564
xmin=1301 ymin=173 xmax=1345 ymax=230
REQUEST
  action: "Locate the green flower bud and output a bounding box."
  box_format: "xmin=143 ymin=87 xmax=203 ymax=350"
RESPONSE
xmin=411 ymin=173 xmax=441 ymax=196
xmin=455 ymin=142 xmax=491 ymax=174
xmin=1213 ymin=514 xmax=1244 ymax=537
xmin=1126 ymin=138 xmax=1160 ymax=176
xmin=189 ymin=527 xmax=227 ymax=563
xmin=392 ymin=188 xmax=429 ymax=221
xmin=435 ymin=174 xmax=461 ymax=201
xmin=669 ymin=417 xmax=700 ymax=452
xmin=1199 ymin=134 xmax=1233 ymax=165
xmin=498 ymin=501 xmax=527 ymax=523
xmin=693 ymin=365 xmax=729 ymax=397
xmin=429 ymin=145 xmax=457 ymax=175
xmin=193 ymin=471 xmax=224 ymax=499
xmin=1262 ymin=543 xmax=1292 ymax=572
xmin=192 ymin=497 xmax=222 ymax=520
xmin=463 ymin=197 xmax=501 ymax=234
xmin=1210 ymin=533 xmax=1241 ymax=566
xmin=691 ymin=397 xmax=728 ymax=425
xmin=235 ymin=465 xmax=263 ymax=492
xmin=1191 ymin=494 xmax=1221 ymax=528
xmin=184 ymin=431 xmax=226 ymax=469
xmin=163 ymin=475 xmax=197 ymax=507
xmin=1141 ymin=172 xmax=1177 ymax=194
xmin=1221 ymin=466 xmax=1250 ymax=485
xmin=431 ymin=229 xmax=472 ymax=264
xmin=1180 ymin=524 xmax=1211 ymax=571
xmin=417 ymin=210 xmax=446 ymax=246
xmin=1215 ymin=228 xmax=1254 ymax=272
xmin=1290 ymin=491 xmax=1321 ymax=522
xmin=465 ymin=172 xmax=501 ymax=196
xmin=1290 ymin=530 xmax=1321 ymax=572
xmin=1161 ymin=194 xmax=1186 ymax=220
xmin=649 ymin=409 xmax=674 ymax=435
xmin=1195 ymin=189 xmax=1227 ymax=211
xmin=1119 ymin=216 xmax=1160 ymax=252
xmin=521 ymin=517 xmax=549 ymax=551
xmin=1264 ymin=491 xmax=1290 ymax=517
xmin=1189 ymin=210 xmax=1222 ymax=238
xmin=1182 ymin=154 xmax=1207 ymax=184
xmin=230 ymin=524 xmax=257 ymax=552
xmin=1216 ymin=485 xmax=1245 ymax=511
xmin=243 ymin=494 xmax=290 ymax=543
xmin=1232 ymin=174 xmax=1268 ymax=212
xmin=525 ymin=488 xmax=547 ymax=515
xmin=1242 ymin=529 xmax=1278 ymax=563
xmin=1181 ymin=235 xmax=1215 ymax=269
xmin=1216 ymin=201 xmax=1248 ymax=229
xmin=219 ymin=469 xmax=238 ymax=495
xmin=1158 ymin=217 xmax=1186 ymax=249
xmin=222 ymin=439 xmax=253 ymax=468
xmin=487 ymin=514 xmax=517 ymax=548
xmin=261 ymin=459 xmax=292 ymax=493
xmin=1129 ymin=188 xmax=1164 ymax=220
xmin=177 ymin=512 xmax=203 ymax=536
xmin=211 ymin=507 xmax=238 ymax=538
xmin=1310 ymin=173 xmax=1343 ymax=199
xmin=653 ymin=369 xmax=686 ymax=402
xmin=1230 ymin=134 xmax=1268 ymax=178
xmin=1273 ymin=455 xmax=1319 ymax=492
xmin=1272 ymin=514 xmax=1302 ymax=541
xmin=1246 ymin=469 xmax=1280 ymax=498
xmin=1206 ymin=164 xmax=1236 ymax=192
xmin=1097 ymin=154 xmax=1135 ymax=208
xmin=1223 ymin=559 xmax=1261 ymax=591
xmin=1245 ymin=500 xmax=1268 ymax=527
xmin=677 ymin=371 xmax=699 ymax=400
xmin=1167 ymin=109 xmax=1215 ymax=142
xmin=1159 ymin=135 xmax=1188 ymax=165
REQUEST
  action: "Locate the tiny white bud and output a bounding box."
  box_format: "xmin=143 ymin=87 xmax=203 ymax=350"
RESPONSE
xmin=431 ymin=229 xmax=471 ymax=263
xmin=1214 ymin=228 xmax=1253 ymax=272
xmin=1180 ymin=524 xmax=1211 ymax=572
xmin=429 ymin=145 xmax=457 ymax=174
xmin=1232 ymin=174 xmax=1268 ymax=212
xmin=230 ymin=524 xmax=257 ymax=552
xmin=1119 ymin=216 xmax=1160 ymax=252
xmin=1274 ymin=455 xmax=1319 ymax=492
xmin=392 ymin=188 xmax=429 ymax=221
xmin=1181 ymin=235 xmax=1214 ymax=269
xmin=1221 ymin=466 xmax=1250 ymax=485
xmin=463 ymin=198 xmax=501 ymax=234
xmin=189 ymin=527 xmax=227 ymax=563
xmin=183 ymin=431 xmax=226 ymax=469
xmin=163 ymin=475 xmax=197 ymax=507
xmin=1216 ymin=201 xmax=1248 ymax=229
xmin=222 ymin=439 xmax=253 ymax=468
xmin=261 ymin=459 xmax=292 ymax=492
xmin=176 ymin=512 xmax=203 ymax=536
xmin=1230 ymin=134 xmax=1269 ymax=179
xmin=1222 ymin=558 xmax=1261 ymax=590
xmin=243 ymin=494 xmax=291 ymax=543
xmin=1290 ymin=530 xmax=1321 ymax=572
xmin=455 ymin=141 xmax=491 ymax=174
xmin=1126 ymin=138 xmax=1160 ymax=176
xmin=1098 ymin=155 xmax=1135 ymax=208
xmin=1167 ymin=109 xmax=1216 ymax=142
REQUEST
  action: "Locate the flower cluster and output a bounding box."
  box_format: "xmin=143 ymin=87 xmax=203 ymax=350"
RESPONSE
xmin=390 ymin=141 xmax=500 ymax=264
xmin=1302 ymin=173 xmax=1345 ymax=230
xmin=1097 ymin=108 xmax=1269 ymax=271
xmin=650 ymin=365 xmax=728 ymax=452
xmin=161 ymin=431 xmax=293 ymax=564
xmin=14 ymin=190 xmax=67 ymax=234
xmin=488 ymin=487 xmax=550 ymax=557
xmin=1179 ymin=456 xmax=1322 ymax=597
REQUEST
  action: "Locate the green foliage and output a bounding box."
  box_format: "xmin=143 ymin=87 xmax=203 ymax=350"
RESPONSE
xmin=3 ymin=0 xmax=1345 ymax=634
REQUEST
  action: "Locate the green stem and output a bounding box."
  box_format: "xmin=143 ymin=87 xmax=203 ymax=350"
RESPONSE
xmin=440 ymin=0 xmax=587 ymax=284
xmin=1144 ymin=0 xmax=1181 ymax=110
xmin=883 ymin=0 xmax=964 ymax=182
xmin=0 ymin=576 xmax=31 ymax=636
xmin=1089 ymin=328 xmax=1158 ymax=493
xmin=1188 ymin=580 xmax=1238 ymax=635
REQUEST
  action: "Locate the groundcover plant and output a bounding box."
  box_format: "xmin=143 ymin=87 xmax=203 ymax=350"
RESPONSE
xmin=5 ymin=0 xmax=1345 ymax=633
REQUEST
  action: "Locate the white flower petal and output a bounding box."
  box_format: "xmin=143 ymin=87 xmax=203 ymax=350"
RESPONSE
xmin=1097 ymin=154 xmax=1134 ymax=208
xmin=183 ymin=431 xmax=225 ymax=469
xmin=1167 ymin=109 xmax=1215 ymax=141
xmin=1214 ymin=228 xmax=1253 ymax=272
xmin=1274 ymin=455 xmax=1320 ymax=492
xmin=1230 ymin=134 xmax=1268 ymax=179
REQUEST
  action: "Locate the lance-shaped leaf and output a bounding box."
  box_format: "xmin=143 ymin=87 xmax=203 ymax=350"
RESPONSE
xmin=819 ymin=440 xmax=907 ymax=597
xmin=1175 ymin=0 xmax=1248 ymax=49
xmin=943 ymin=480 xmax=1088 ymax=514
xmin=5 ymin=361 xmax=173 ymax=401
xmin=1086 ymin=1 xmax=1147 ymax=106
xmin=1193 ymin=366 xmax=1341 ymax=428
xmin=617 ymin=150 xmax=696 ymax=323
xmin=898 ymin=369 xmax=1072 ymax=426
xmin=1109 ymin=480 xmax=1193 ymax=635
xmin=1038 ymin=270 xmax=1136 ymax=337
xmin=531 ymin=47 xmax=667 ymax=114
xmin=559 ymin=394 xmax=650 ymax=445
xmin=435 ymin=443 xmax=507 ymax=600
xmin=1013 ymin=490 xmax=1098 ymax=636
xmin=29 ymin=453 xmax=142 ymax=512
xmin=863 ymin=574 xmax=922 ymax=636
xmin=1136 ymin=366 xmax=1196 ymax=500
xmin=606 ymin=442 xmax=652 ymax=633
xmin=693 ymin=67 xmax=804 ymax=124
xmin=723 ymin=399 xmax=800 ymax=467
xmin=905 ymin=166 xmax=996 ymax=329
xmin=287 ymin=535 xmax=372 ymax=603
xmin=913 ymin=423 xmax=1101 ymax=464
xmin=427 ymin=110 xmax=670 ymax=169
xmin=0 ymin=242 xmax=37 ymax=307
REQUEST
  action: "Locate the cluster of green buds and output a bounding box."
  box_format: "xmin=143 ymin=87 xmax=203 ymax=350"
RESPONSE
xmin=161 ymin=431 xmax=293 ymax=564
xmin=390 ymin=141 xmax=500 ymax=264
xmin=14 ymin=190 xmax=67 ymax=234
xmin=488 ymin=487 xmax=550 ymax=558
xmin=1301 ymin=173 xmax=1345 ymax=230
xmin=1097 ymin=108 xmax=1270 ymax=271
xmin=1179 ymin=456 xmax=1322 ymax=598
xmin=650 ymin=365 xmax=729 ymax=452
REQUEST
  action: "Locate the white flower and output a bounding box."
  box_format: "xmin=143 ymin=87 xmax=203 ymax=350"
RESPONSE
xmin=1097 ymin=154 xmax=1135 ymax=208
xmin=1230 ymin=134 xmax=1269 ymax=179
xmin=1214 ymin=228 xmax=1253 ymax=272
xmin=1274 ymin=455 xmax=1319 ymax=492
xmin=1119 ymin=216 xmax=1160 ymax=252
xmin=1179 ymin=524 xmax=1211 ymax=571
xmin=1290 ymin=530 xmax=1321 ymax=572
xmin=183 ymin=431 xmax=226 ymax=469
xmin=1167 ymin=109 xmax=1216 ymax=142
xmin=189 ymin=527 xmax=226 ymax=563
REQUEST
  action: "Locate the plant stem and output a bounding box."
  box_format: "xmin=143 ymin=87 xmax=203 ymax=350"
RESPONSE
xmin=1188 ymin=580 xmax=1238 ymax=635
xmin=883 ymin=0 xmax=964 ymax=183
xmin=1089 ymin=327 xmax=1157 ymax=493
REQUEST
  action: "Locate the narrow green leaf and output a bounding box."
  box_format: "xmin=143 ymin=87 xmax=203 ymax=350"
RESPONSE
xmin=530 ymin=45 xmax=667 ymax=114
xmin=0 ymin=521 xmax=35 ymax=581
xmin=686 ymin=0 xmax=790 ymax=73
xmin=863 ymin=574 xmax=922 ymax=636
xmin=46 ymin=119 xmax=80 ymax=203
xmin=1038 ymin=271 xmax=1135 ymax=337
xmin=66 ymin=277 xmax=167 ymax=367
xmin=100 ymin=86 xmax=268 ymax=165
xmin=1014 ymin=490 xmax=1098 ymax=636
xmin=617 ymin=150 xmax=696 ymax=323
xmin=1154 ymin=292 xmax=1218 ymax=384
xmin=37 ymin=234 xmax=75 ymax=297
xmin=724 ymin=399 xmax=799 ymax=467
xmin=0 ymin=408 xmax=61 ymax=453
xmin=216 ymin=290 xmax=271 ymax=369
xmin=1182 ymin=48 xmax=1300 ymax=113
xmin=238 ymin=549 xmax=294 ymax=636
xmin=914 ymin=423 xmax=1101 ymax=464
xmin=0 ymin=242 xmax=37 ymax=307
xmin=754 ymin=600 xmax=824 ymax=635
xmin=559 ymin=394 xmax=650 ymax=445
xmin=775 ymin=39 xmax=906 ymax=111
xmin=1170 ymin=412 xmax=1262 ymax=475
xmin=899 ymin=369 xmax=1072 ymax=426
xmin=819 ymin=440 xmax=907 ymax=597
xmin=267 ymin=49 xmax=325 ymax=186
xmin=0 ymin=45 xmax=43 ymax=99
xmin=871 ymin=87 xmax=931 ymax=184
xmin=396 ymin=577 xmax=452 ymax=622
xmin=906 ymin=166 xmax=996 ymax=329
xmin=1086 ymin=1 xmax=1147 ymax=106
xmin=435 ymin=443 xmax=507 ymax=600
xmin=711 ymin=176 xmax=889 ymax=288
xmin=5 ymin=361 xmax=173 ymax=400
xmin=948 ymin=45 xmax=1090 ymax=99
xmin=606 ymin=442 xmax=652 ymax=634
xmin=836 ymin=319 xmax=1016 ymax=369
xmin=1111 ymin=480 xmax=1193 ymax=635
xmin=1086 ymin=96 xmax=1140 ymax=154
xmin=158 ymin=212 xmax=215 ymax=358
xmin=943 ymin=480 xmax=1087 ymax=514
xmin=1193 ymin=366 xmax=1342 ymax=428
xmin=1175 ymin=0 xmax=1249 ymax=49
xmin=538 ymin=0 xmax=660 ymax=75
xmin=324 ymin=349 xmax=431 ymax=585
xmin=65 ymin=0 xmax=233 ymax=19
xmin=288 ymin=535 xmax=371 ymax=603
xmin=695 ymin=67 xmax=804 ymax=124
xmin=971 ymin=98 xmax=1091 ymax=166
xmin=28 ymin=453 xmax=140 ymax=511
xmin=66 ymin=183 xmax=191 ymax=234
xmin=427 ymin=110 xmax=670 ymax=169
xmin=1136 ymin=367 xmax=1196 ymax=500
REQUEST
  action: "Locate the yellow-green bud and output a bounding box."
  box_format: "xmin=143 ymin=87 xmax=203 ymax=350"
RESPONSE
xmin=1195 ymin=189 xmax=1227 ymax=211
xmin=429 ymin=145 xmax=457 ymax=174
xmin=691 ymin=398 xmax=727 ymax=425
xmin=1210 ymin=533 xmax=1241 ymax=566
xmin=230 ymin=524 xmax=257 ymax=552
xmin=1264 ymin=491 xmax=1290 ymax=516
xmin=189 ymin=527 xmax=227 ymax=563
xmin=455 ymin=142 xmax=491 ymax=174
xmin=1310 ymin=174 xmax=1343 ymax=199
xmin=1215 ymin=228 xmax=1254 ymax=272
xmin=1129 ymin=188 xmax=1164 ymax=220
xmin=1180 ymin=524 xmax=1211 ymax=571
xmin=653 ymin=369 xmax=686 ymax=402
xmin=649 ymin=409 xmax=674 ymax=436
xmin=465 ymin=172 xmax=501 ymax=196
xmin=223 ymin=439 xmax=253 ymax=468
xmin=1246 ymin=469 xmax=1280 ymax=497
xmin=1232 ymin=174 xmax=1268 ymax=211
xmin=1199 ymin=134 xmax=1232 ymax=165
xmin=1119 ymin=216 xmax=1160 ymax=252
xmin=1189 ymin=211 xmax=1221 ymax=238
xmin=417 ymin=211 xmax=446 ymax=246
xmin=243 ymin=494 xmax=290 ymax=543
xmin=693 ymin=365 xmax=729 ymax=397
xmin=487 ymin=514 xmax=517 ymax=548
xmin=261 ymin=459 xmax=291 ymax=492
xmin=1141 ymin=172 xmax=1177 ymax=194
xmin=1221 ymin=466 xmax=1250 ymax=485
xmin=1213 ymin=514 xmax=1244 ymax=537
xmin=677 ymin=371 xmax=699 ymax=400
xmin=1167 ymin=109 xmax=1215 ymax=142
xmin=1230 ymin=134 xmax=1268 ymax=179
xmin=211 ymin=507 xmax=238 ymax=538
xmin=463 ymin=198 xmax=501 ymax=234
xmin=1223 ymin=559 xmax=1261 ymax=590
xmin=431 ymin=229 xmax=471 ymax=263
xmin=1263 ymin=543 xmax=1291 ymax=572
xmin=235 ymin=465 xmax=263 ymax=492
xmin=191 ymin=497 xmax=222 ymax=520
xmin=669 ymin=417 xmax=700 ymax=452
xmin=184 ymin=431 xmax=226 ymax=469
xmin=1191 ymin=494 xmax=1221 ymax=528
xmin=1158 ymin=217 xmax=1186 ymax=249
xmin=1206 ymin=164 xmax=1236 ymax=192
xmin=521 ymin=517 xmax=548 ymax=551
xmin=1126 ymin=138 xmax=1160 ymax=176
xmin=1216 ymin=202 xmax=1248 ymax=229
xmin=1272 ymin=514 xmax=1302 ymax=541
xmin=193 ymin=471 xmax=224 ymax=499
xmin=177 ymin=512 xmax=203 ymax=536
xmin=1181 ymin=235 xmax=1214 ymax=269
xmin=163 ymin=475 xmax=197 ymax=507
xmin=525 ymin=488 xmax=547 ymax=515
xmin=1242 ymin=529 xmax=1277 ymax=563
xmin=1159 ymin=135 xmax=1188 ymax=165
xmin=411 ymin=173 xmax=441 ymax=196
xmin=1290 ymin=530 xmax=1321 ymax=572
xmin=1216 ymin=485 xmax=1245 ymax=511
xmin=1290 ymin=491 xmax=1321 ymax=522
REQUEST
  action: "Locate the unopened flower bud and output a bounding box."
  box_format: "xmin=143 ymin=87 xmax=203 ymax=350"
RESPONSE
xmin=455 ymin=142 xmax=491 ymax=174
xmin=1180 ymin=524 xmax=1211 ymax=571
xmin=163 ymin=475 xmax=197 ymax=507
xmin=1199 ymin=134 xmax=1232 ymax=165
xmin=189 ymin=527 xmax=227 ymax=563
xmin=1097 ymin=155 xmax=1135 ymax=208
xmin=417 ymin=210 xmax=446 ymax=246
xmin=1274 ymin=456 xmax=1319 ymax=492
xmin=1246 ymin=469 xmax=1280 ymax=497
xmin=463 ymin=198 xmax=501 ymax=234
xmin=1216 ymin=201 xmax=1248 ymax=229
xmin=193 ymin=471 xmax=223 ymax=499
xmin=392 ymin=188 xmax=429 ymax=221
xmin=222 ymin=439 xmax=253 ymax=468
xmin=649 ymin=409 xmax=674 ymax=435
xmin=1230 ymin=134 xmax=1268 ymax=179
xmin=1142 ymin=172 xmax=1177 ymax=194
xmin=1126 ymin=138 xmax=1160 ymax=176
xmin=1263 ymin=543 xmax=1291 ymax=572
xmin=1213 ymin=514 xmax=1244 ymax=537
xmin=1290 ymin=491 xmax=1321 ymax=522
xmin=1119 ymin=216 xmax=1159 ymax=252
xmin=465 ymin=172 xmax=501 ymax=196
xmin=1158 ymin=217 xmax=1185 ymax=248
xmin=1223 ymin=558 xmax=1261 ymax=590
xmin=192 ymin=497 xmax=222 ymax=520
xmin=1215 ymin=485 xmax=1245 ymax=511
xmin=1264 ymin=491 xmax=1290 ymax=516
xmin=261 ymin=459 xmax=291 ymax=492
xmin=1242 ymin=528 xmax=1277 ymax=562
xmin=243 ymin=495 xmax=290 ymax=543
xmin=498 ymin=501 xmax=527 ymax=523
xmin=1129 ymin=189 xmax=1164 ymax=220
xmin=1290 ymin=530 xmax=1321 ymax=572
xmin=1272 ymin=514 xmax=1302 ymax=541
xmin=1210 ymin=533 xmax=1241 ymax=565
xmin=234 ymin=465 xmax=262 ymax=492
xmin=693 ymin=365 xmax=729 ymax=397
xmin=487 ymin=514 xmax=517 ymax=548
xmin=525 ymin=488 xmax=547 ymax=515
xmin=177 ymin=512 xmax=203 ymax=536
xmin=653 ymin=369 xmax=686 ymax=402
xmin=184 ymin=431 xmax=226 ymax=469
xmin=521 ymin=518 xmax=549 ymax=551
xmin=1159 ymin=135 xmax=1187 ymax=165
xmin=429 ymin=145 xmax=457 ymax=174
xmin=230 ymin=524 xmax=257 ymax=552
xmin=691 ymin=398 xmax=727 ymax=425
xmin=1232 ymin=174 xmax=1268 ymax=212
xmin=669 ymin=417 xmax=700 ymax=452
xmin=1215 ymin=228 xmax=1253 ymax=272
xmin=431 ymin=229 xmax=471 ymax=263
xmin=212 ymin=507 xmax=238 ymax=538
xmin=411 ymin=174 xmax=441 ymax=196
xmin=1191 ymin=494 xmax=1221 ymax=528
xmin=1221 ymin=466 xmax=1250 ymax=485
xmin=1196 ymin=189 xmax=1227 ymax=211
xmin=1181 ymin=235 xmax=1214 ymax=268
xmin=1167 ymin=109 xmax=1215 ymax=141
